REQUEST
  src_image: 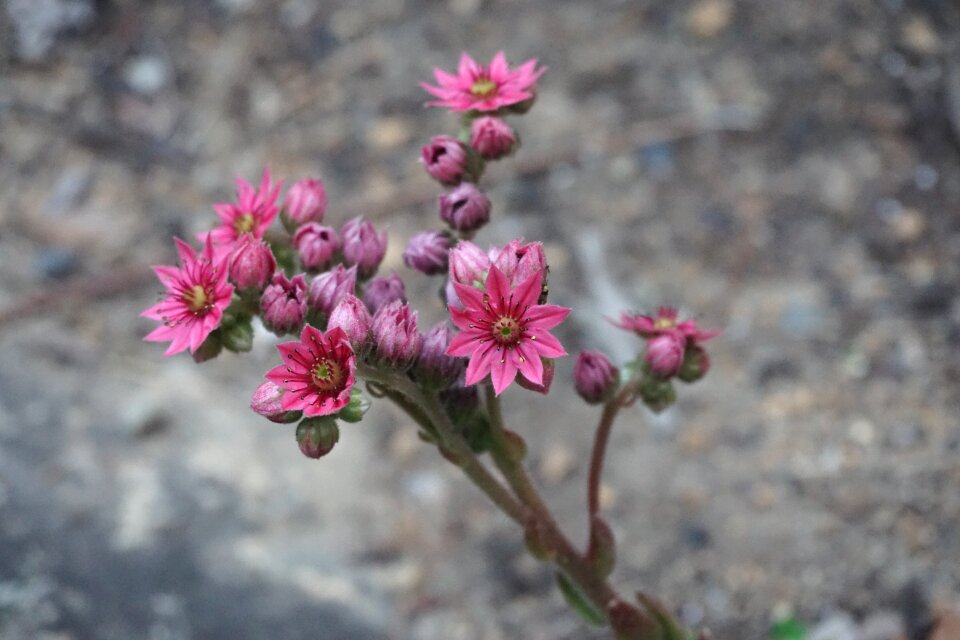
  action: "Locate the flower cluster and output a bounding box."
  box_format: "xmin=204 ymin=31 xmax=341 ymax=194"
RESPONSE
xmin=142 ymin=51 xmax=720 ymax=637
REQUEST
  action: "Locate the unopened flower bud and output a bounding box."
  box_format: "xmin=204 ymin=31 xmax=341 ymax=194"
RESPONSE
xmin=363 ymin=273 xmax=406 ymax=313
xmin=638 ymin=376 xmax=676 ymax=413
xmin=677 ymin=344 xmax=710 ymax=383
xmin=341 ymin=216 xmax=387 ymax=279
xmin=574 ymin=350 xmax=620 ymax=404
xmin=307 ymin=264 xmax=357 ymax=316
xmin=448 ymin=240 xmax=490 ymax=286
xmin=492 ymin=239 xmax=547 ymax=290
xmin=327 ymin=294 xmax=372 ymax=352
xmin=645 ymin=333 xmax=684 ymax=378
xmin=293 ymin=223 xmax=339 ymax=272
xmin=250 ymin=381 xmax=301 ymax=423
xmin=516 ymin=357 xmax=555 ymax=394
xmin=371 ymin=300 xmax=422 ymax=369
xmin=337 ymin=388 xmax=370 ymax=423
xmin=439 ymin=183 xmax=491 ymax=233
xmin=260 ymin=273 xmax=307 ymax=335
xmin=296 ymin=416 xmax=339 ymax=458
xmin=470 ymin=116 xmax=517 ymax=160
xmin=403 ymin=230 xmax=452 ymax=275
xmin=420 ymin=135 xmax=467 ymax=185
xmin=228 ymin=236 xmax=276 ymax=292
xmin=413 ymin=322 xmax=465 ymax=389
xmin=283 ymin=178 xmax=328 ymax=228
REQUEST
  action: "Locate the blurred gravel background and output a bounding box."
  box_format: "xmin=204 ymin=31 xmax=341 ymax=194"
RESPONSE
xmin=1 ymin=1 xmax=959 ymax=638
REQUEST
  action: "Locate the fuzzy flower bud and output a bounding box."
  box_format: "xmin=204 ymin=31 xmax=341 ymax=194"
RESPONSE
xmin=250 ymin=381 xmax=301 ymax=423
xmin=645 ymin=333 xmax=685 ymax=379
xmin=260 ymin=273 xmax=307 ymax=335
xmin=470 ymin=116 xmax=517 ymax=160
xmin=448 ymin=240 xmax=490 ymax=286
xmin=327 ymin=294 xmax=372 ymax=352
xmin=420 ymin=135 xmax=467 ymax=185
xmin=283 ymin=178 xmax=327 ymax=228
xmin=296 ymin=416 xmax=339 ymax=458
xmin=439 ymin=183 xmax=491 ymax=233
xmin=293 ymin=223 xmax=339 ymax=272
xmin=307 ymin=264 xmax=357 ymax=316
xmin=363 ymin=273 xmax=406 ymax=313
xmin=677 ymin=344 xmax=710 ymax=383
xmin=228 ymin=236 xmax=276 ymax=292
xmin=371 ymin=300 xmax=422 ymax=369
xmin=574 ymin=350 xmax=620 ymax=404
xmin=403 ymin=230 xmax=452 ymax=276
xmin=341 ymin=216 xmax=387 ymax=279
xmin=413 ymin=322 xmax=466 ymax=389
xmin=492 ymin=238 xmax=548 ymax=296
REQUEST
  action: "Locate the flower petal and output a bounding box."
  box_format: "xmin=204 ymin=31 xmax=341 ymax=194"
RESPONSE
xmin=525 ymin=304 xmax=570 ymax=330
xmin=490 ymin=349 xmax=519 ymax=395
xmin=464 ymin=342 xmax=495 ymax=386
xmin=526 ymin=329 xmax=566 ymax=359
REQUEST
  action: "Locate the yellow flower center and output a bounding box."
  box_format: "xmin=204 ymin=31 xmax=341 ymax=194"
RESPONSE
xmin=234 ymin=212 xmax=255 ymax=234
xmin=653 ymin=317 xmax=675 ymax=330
xmin=311 ymin=358 xmax=344 ymax=391
xmin=183 ymin=284 xmax=209 ymax=313
xmin=470 ymin=77 xmax=497 ymax=98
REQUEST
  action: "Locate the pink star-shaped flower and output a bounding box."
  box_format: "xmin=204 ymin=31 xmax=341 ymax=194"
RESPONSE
xmin=612 ymin=306 xmax=719 ymax=344
xmin=265 ymin=325 xmax=356 ymax=417
xmin=141 ymin=236 xmax=234 ymax=356
xmin=447 ymin=265 xmax=568 ymax=395
xmin=206 ymin=168 xmax=283 ymax=251
xmin=421 ymin=51 xmax=545 ymax=113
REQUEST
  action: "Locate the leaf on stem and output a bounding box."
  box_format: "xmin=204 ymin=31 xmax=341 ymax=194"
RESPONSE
xmin=587 ymin=515 xmax=617 ymax=577
xmin=556 ymin=572 xmax=606 ymax=627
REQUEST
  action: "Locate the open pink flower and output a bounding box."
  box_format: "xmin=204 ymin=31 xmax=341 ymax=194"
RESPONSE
xmin=447 ymin=266 xmax=569 ymax=395
xmin=612 ymin=306 xmax=719 ymax=344
xmin=421 ymin=51 xmax=545 ymax=113
xmin=141 ymin=237 xmax=234 ymax=356
xmin=207 ymin=168 xmax=283 ymax=248
xmin=265 ymin=325 xmax=356 ymax=417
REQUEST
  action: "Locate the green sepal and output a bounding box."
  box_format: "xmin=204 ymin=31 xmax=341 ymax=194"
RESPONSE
xmin=191 ymin=330 xmax=223 ymax=363
xmin=220 ymin=315 xmax=254 ymax=352
xmin=337 ymin=388 xmax=370 ymax=423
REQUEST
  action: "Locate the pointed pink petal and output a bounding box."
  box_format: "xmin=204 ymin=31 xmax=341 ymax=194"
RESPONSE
xmin=173 ymin=238 xmax=196 ymax=263
xmin=490 ymin=350 xmax=518 ymax=395
xmin=489 ymin=51 xmax=509 ymax=80
xmin=526 ymin=329 xmax=566 ymax=359
xmin=452 ymin=281 xmax=485 ymax=310
xmin=458 ymin=52 xmax=480 ymax=79
xmin=448 ymin=306 xmax=475 ymax=332
xmin=515 ymin=344 xmax=543 ymax=386
xmin=464 ymin=342 xmax=495 ymax=386
xmin=524 ymin=304 xmax=570 ymax=330
xmin=484 ymin=266 xmax=511 ymax=312
xmin=447 ymin=330 xmax=481 ymax=357
xmin=511 ymin=272 xmax=542 ymax=310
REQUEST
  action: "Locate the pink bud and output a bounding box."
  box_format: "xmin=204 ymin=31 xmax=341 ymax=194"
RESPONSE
xmin=260 ymin=273 xmax=307 ymax=335
xmin=645 ymin=333 xmax=685 ymax=378
xmin=328 ymin=293 xmax=372 ymax=351
xmin=307 ymin=264 xmax=357 ymax=315
xmin=372 ymin=300 xmax=422 ymax=369
xmin=448 ymin=240 xmax=490 ymax=286
xmin=420 ymin=135 xmax=467 ymax=185
xmin=293 ymin=223 xmax=339 ymax=272
xmin=341 ymin=216 xmax=387 ymax=279
xmin=413 ymin=322 xmax=465 ymax=389
xmin=574 ymin=350 xmax=620 ymax=404
xmin=283 ymin=178 xmax=328 ymax=227
xmin=516 ymin=357 xmax=555 ymax=394
xmin=438 ymin=183 xmax=491 ymax=233
xmin=250 ymin=381 xmax=300 ymax=423
xmin=470 ymin=116 xmax=517 ymax=160
xmin=363 ymin=273 xmax=406 ymax=313
xmin=228 ymin=235 xmax=276 ymax=291
xmin=403 ymin=230 xmax=452 ymax=275
xmin=492 ymin=239 xmax=547 ymax=288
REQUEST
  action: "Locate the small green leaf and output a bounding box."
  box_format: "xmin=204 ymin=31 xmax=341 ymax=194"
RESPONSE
xmin=556 ymin=572 xmax=606 ymax=627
